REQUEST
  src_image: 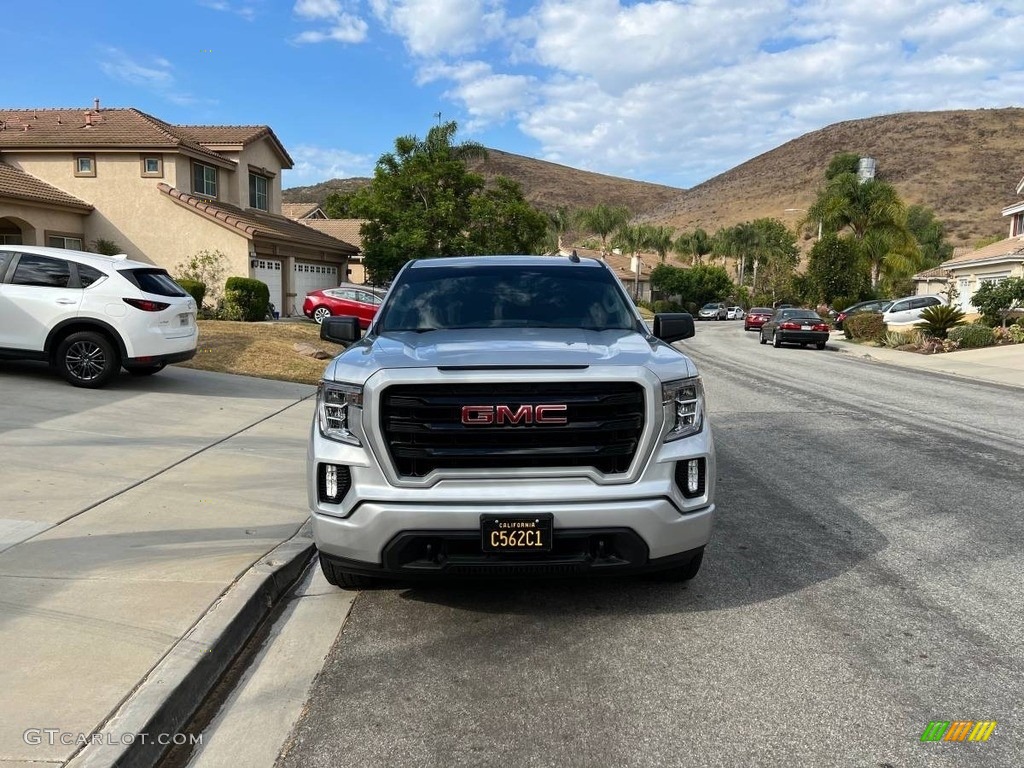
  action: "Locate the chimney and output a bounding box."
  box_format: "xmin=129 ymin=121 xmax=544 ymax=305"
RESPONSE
xmin=94 ymin=98 xmax=100 ymax=112
xmin=84 ymin=111 xmax=93 ymax=127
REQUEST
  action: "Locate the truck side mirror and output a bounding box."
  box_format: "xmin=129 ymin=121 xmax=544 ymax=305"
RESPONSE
xmin=320 ymin=316 xmax=362 ymax=344
xmin=653 ymin=313 xmax=695 ymax=343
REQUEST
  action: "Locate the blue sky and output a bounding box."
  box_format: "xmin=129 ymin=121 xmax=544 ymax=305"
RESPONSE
xmin=2 ymin=0 xmax=1021 ymax=190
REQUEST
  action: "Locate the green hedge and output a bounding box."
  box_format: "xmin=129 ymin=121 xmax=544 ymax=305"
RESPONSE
xmin=223 ymin=277 xmax=270 ymax=322
xmin=176 ymin=279 xmax=206 ymax=308
xmin=652 ymin=299 xmax=684 ymax=313
xmin=948 ymin=323 xmax=994 ymax=349
xmin=844 ymin=312 xmax=885 ymax=341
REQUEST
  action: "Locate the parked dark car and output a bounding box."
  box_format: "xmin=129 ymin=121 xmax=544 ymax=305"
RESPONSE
xmin=759 ymin=308 xmax=831 ymax=349
xmin=744 ymin=306 xmax=775 ymax=332
xmin=834 ymin=299 xmax=892 ymax=330
xmin=302 ymin=285 xmax=384 ymax=327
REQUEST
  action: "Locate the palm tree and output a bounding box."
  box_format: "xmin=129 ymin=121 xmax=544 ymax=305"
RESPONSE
xmin=807 ymin=174 xmax=918 ymax=287
xmin=612 ymin=223 xmax=653 ymax=299
xmin=646 ymin=225 xmax=675 ymax=263
xmin=577 ymin=204 xmax=630 ymax=255
xmin=545 ymin=205 xmax=576 ymax=252
xmin=673 ymin=228 xmax=712 ymax=265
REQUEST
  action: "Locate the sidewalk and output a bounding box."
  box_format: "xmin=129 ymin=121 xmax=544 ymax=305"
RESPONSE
xmin=831 ymin=334 xmax=1024 ymax=389
xmin=0 ymin=368 xmax=317 ymax=767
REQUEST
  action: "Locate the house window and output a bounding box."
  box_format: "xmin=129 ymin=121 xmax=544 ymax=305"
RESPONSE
xmin=74 ymin=155 xmax=96 ymax=177
xmin=1012 ymin=212 xmax=1024 ymax=237
xmin=192 ymin=162 xmax=218 ymax=198
xmin=249 ymin=172 xmax=268 ymax=211
xmin=141 ymin=156 xmax=163 ymax=177
xmin=46 ymin=234 xmax=84 ymax=250
xmin=0 ymin=233 xmax=22 ymax=244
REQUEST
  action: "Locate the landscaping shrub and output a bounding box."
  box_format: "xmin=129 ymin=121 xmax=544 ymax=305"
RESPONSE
xmin=652 ymin=299 xmax=684 ymax=313
xmin=223 ymin=277 xmax=270 ymax=322
xmin=915 ymin=304 xmax=966 ymax=339
xmin=993 ymin=325 xmax=1024 ymax=344
xmin=176 ymin=279 xmax=206 ymax=309
xmin=844 ymin=312 xmax=885 ymax=341
xmin=947 ymin=323 xmax=994 ymax=349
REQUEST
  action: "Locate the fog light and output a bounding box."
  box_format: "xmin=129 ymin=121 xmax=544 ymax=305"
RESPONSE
xmin=317 ymin=463 xmax=351 ymax=504
xmin=687 ymin=461 xmax=700 ymax=494
xmin=675 ymin=458 xmax=706 ymax=499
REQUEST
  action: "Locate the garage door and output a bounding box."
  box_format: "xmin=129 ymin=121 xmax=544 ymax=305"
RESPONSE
xmin=251 ymin=259 xmax=282 ymax=313
xmin=294 ymin=263 xmax=338 ymax=301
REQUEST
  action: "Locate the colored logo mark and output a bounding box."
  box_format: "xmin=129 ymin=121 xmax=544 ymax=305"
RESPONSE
xmin=920 ymin=720 xmax=996 ymax=742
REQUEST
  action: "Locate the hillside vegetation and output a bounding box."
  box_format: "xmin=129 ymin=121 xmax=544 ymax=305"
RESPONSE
xmin=283 ymin=108 xmax=1024 ymax=246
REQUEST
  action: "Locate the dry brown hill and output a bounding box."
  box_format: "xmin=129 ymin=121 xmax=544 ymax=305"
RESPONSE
xmin=283 ymin=109 xmax=1024 ymax=247
xmin=281 ymin=149 xmax=683 ymax=216
xmin=639 ymin=108 xmax=1024 ymax=247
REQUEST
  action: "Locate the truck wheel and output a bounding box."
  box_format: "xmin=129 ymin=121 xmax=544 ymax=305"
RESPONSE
xmin=56 ymin=331 xmax=120 ymax=388
xmin=319 ymin=553 xmax=383 ymax=589
xmin=651 ymin=548 xmax=704 ymax=582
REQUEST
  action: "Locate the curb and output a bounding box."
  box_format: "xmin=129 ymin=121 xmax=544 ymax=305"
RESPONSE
xmin=65 ymin=522 xmax=316 ymax=768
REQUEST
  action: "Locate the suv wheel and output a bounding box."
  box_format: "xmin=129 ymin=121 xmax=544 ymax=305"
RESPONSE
xmin=319 ymin=553 xmax=384 ymax=589
xmin=56 ymin=331 xmax=119 ymax=388
xmin=313 ymin=306 xmax=332 ymax=324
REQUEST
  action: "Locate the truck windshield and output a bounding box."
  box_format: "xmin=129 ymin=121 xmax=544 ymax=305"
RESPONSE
xmin=377 ymin=264 xmax=638 ymax=332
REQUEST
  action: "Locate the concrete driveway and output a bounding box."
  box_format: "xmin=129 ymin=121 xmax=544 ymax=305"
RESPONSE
xmin=0 ymin=361 xmax=316 ymax=765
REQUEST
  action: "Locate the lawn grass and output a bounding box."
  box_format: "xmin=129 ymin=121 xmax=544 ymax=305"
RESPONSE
xmin=178 ymin=320 xmax=344 ymax=385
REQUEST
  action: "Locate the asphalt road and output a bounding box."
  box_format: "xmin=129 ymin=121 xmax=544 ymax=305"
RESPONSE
xmin=270 ymin=322 xmax=1022 ymax=767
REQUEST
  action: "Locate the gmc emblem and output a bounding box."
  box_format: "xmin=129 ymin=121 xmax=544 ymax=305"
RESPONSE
xmin=461 ymin=404 xmax=568 ymax=425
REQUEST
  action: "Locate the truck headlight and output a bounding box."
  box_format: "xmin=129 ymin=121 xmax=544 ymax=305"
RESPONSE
xmin=662 ymin=376 xmax=704 ymax=441
xmin=317 ymin=381 xmax=363 ymax=445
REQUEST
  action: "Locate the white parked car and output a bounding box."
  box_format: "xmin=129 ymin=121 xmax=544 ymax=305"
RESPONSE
xmin=726 ymin=306 xmax=745 ymax=320
xmin=0 ymin=245 xmax=197 ymax=387
xmin=881 ymin=294 xmax=943 ymax=326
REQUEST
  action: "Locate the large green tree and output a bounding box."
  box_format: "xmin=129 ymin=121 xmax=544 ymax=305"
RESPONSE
xmin=673 ymin=228 xmax=713 ymax=265
xmin=805 ymin=234 xmax=869 ymax=305
xmin=906 ymin=205 xmax=953 ymax=268
xmin=651 ymin=263 xmax=734 ymax=308
xmin=354 ymin=121 xmax=545 ymax=283
xmin=467 ymin=177 xmax=549 ymax=255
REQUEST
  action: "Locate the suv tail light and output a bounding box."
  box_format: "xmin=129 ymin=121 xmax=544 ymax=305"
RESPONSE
xmin=123 ymin=298 xmax=171 ymax=312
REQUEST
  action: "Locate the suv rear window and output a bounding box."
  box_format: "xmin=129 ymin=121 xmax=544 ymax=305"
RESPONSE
xmin=119 ymin=268 xmax=187 ymax=297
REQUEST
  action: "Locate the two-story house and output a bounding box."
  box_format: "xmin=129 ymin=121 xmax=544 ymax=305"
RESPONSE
xmin=914 ymin=173 xmax=1024 ymax=312
xmin=0 ymin=101 xmax=358 ymax=316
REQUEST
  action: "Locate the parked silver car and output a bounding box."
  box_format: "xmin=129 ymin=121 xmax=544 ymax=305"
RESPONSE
xmin=881 ymin=294 xmax=943 ymax=325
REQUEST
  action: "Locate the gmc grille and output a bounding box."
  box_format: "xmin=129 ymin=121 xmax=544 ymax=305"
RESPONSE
xmin=380 ymin=382 xmax=645 ymax=477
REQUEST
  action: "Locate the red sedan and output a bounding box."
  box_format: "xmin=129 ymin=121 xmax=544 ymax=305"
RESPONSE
xmin=744 ymin=307 xmax=774 ymax=332
xmin=303 ymin=285 xmax=384 ymax=328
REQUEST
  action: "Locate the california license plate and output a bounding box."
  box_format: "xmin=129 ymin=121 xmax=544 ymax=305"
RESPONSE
xmin=481 ymin=514 xmax=553 ymax=553
xmin=801 ymin=324 xmax=812 ymax=330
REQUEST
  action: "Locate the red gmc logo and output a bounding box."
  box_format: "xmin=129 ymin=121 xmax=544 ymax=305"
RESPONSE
xmin=461 ymin=404 xmax=568 ymax=425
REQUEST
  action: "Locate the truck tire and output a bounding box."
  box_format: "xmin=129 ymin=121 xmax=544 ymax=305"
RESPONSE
xmin=650 ymin=548 xmax=704 ymax=582
xmin=319 ymin=553 xmax=383 ymax=589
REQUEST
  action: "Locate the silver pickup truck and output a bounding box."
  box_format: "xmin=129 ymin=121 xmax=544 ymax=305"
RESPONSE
xmin=308 ymin=255 xmax=715 ymax=587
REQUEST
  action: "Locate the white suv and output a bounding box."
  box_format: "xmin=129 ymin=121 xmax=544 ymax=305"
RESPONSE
xmin=881 ymin=294 xmax=943 ymax=326
xmin=0 ymin=245 xmax=197 ymax=387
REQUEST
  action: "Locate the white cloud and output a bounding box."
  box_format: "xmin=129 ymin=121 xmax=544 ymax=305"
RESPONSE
xmin=386 ymin=0 xmax=1024 ymax=187
xmin=98 ymin=48 xmax=212 ymax=106
xmin=285 ymin=145 xmax=376 ymax=186
xmin=197 ymin=0 xmax=260 ymax=20
xmin=291 ymin=0 xmax=368 ymax=44
xmin=371 ymin=0 xmax=506 ymax=57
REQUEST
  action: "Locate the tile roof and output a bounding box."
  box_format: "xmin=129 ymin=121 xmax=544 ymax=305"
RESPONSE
xmin=558 ymin=246 xmax=655 ymax=279
xmin=940 ymin=235 xmax=1024 ymax=267
xmin=300 ymin=219 xmax=365 ymax=250
xmin=158 ymin=184 xmax=358 ymax=254
xmin=0 ymin=162 xmax=92 ymax=210
xmin=173 ymin=124 xmax=293 ymax=167
xmin=282 ymin=202 xmax=323 ymax=220
xmin=912 ymin=267 xmax=950 ymax=280
xmin=0 ymin=107 xmax=232 ymax=165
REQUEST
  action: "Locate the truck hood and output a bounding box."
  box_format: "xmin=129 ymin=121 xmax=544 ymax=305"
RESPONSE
xmin=325 ymin=328 xmax=697 ymax=381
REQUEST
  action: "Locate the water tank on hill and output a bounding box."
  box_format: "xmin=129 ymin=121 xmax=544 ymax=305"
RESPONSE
xmin=858 ymin=157 xmax=877 ymax=183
